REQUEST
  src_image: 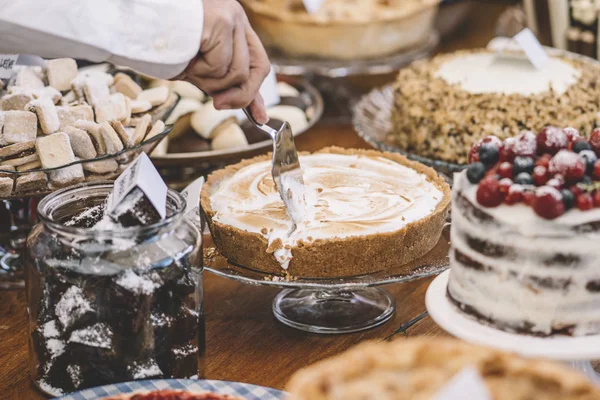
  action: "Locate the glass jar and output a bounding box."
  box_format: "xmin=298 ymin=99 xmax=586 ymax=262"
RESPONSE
xmin=25 ymin=182 xmax=204 ymax=397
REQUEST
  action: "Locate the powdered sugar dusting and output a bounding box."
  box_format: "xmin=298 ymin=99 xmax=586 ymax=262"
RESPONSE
xmin=37 ymin=380 xmax=64 ymax=397
xmin=116 ymin=270 xmax=161 ymax=295
xmin=46 ymin=339 xmax=65 ymax=359
xmin=172 ymin=343 xmax=197 ymax=357
xmin=549 ymin=150 xmax=584 ymax=172
xmin=508 ymin=184 xmax=524 ymax=195
xmin=69 ymin=322 xmax=112 ymax=349
xmin=514 ymin=130 xmax=537 ymax=156
xmin=128 ymin=359 xmax=163 ymax=379
xmin=542 ymin=127 xmax=568 ymax=148
xmin=536 ymin=185 xmax=562 ymax=200
xmin=55 ymin=286 xmax=93 ymax=330
xmin=42 ymin=320 xmax=60 ymax=338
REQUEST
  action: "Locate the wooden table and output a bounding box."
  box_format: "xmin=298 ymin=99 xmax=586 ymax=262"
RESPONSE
xmin=0 ymin=3 xmax=522 ymax=398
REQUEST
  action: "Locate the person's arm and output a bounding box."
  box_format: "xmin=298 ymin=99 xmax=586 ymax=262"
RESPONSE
xmin=0 ymin=0 xmax=204 ymax=79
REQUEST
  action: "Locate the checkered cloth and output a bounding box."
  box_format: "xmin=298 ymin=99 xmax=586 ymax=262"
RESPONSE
xmin=54 ymin=379 xmax=286 ymax=400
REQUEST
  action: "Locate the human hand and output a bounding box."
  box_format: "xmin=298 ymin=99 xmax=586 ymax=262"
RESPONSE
xmin=177 ymin=0 xmax=270 ymax=124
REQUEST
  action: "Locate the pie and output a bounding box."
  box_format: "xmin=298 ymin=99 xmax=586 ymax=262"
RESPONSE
xmin=286 ymin=338 xmax=600 ymax=400
xmin=201 ymin=147 xmax=450 ymax=278
xmin=449 ymin=127 xmax=600 ymax=336
xmin=390 ymin=49 xmax=600 ymax=164
xmin=240 ymin=0 xmax=440 ymax=60
xmin=103 ymin=390 xmax=243 ymax=400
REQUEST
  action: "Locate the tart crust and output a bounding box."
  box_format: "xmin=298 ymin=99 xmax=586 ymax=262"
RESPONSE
xmin=201 ymin=146 xmax=451 ymax=278
xmin=286 ymin=338 xmax=600 ymax=400
xmin=241 ymin=0 xmax=440 ymax=60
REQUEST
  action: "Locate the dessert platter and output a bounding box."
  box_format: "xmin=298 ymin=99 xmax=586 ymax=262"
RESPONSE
xmin=353 ymin=42 xmax=600 ymax=175
xmin=0 ymin=60 xmax=177 ymax=289
xmin=201 ymin=146 xmax=451 ymax=333
xmin=54 ymin=379 xmax=285 ymax=400
xmin=426 ymin=127 xmax=600 ymax=382
xmin=150 ymin=78 xmax=323 ymax=168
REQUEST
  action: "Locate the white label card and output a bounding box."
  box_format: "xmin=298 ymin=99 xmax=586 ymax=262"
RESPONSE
xmin=260 ymin=67 xmax=280 ymax=109
xmin=180 ymin=176 xmax=205 ymax=232
xmin=0 ymin=54 xmax=18 ymax=79
xmin=109 ymin=152 xmax=168 ymax=219
xmin=303 ymin=0 xmax=325 ymax=14
xmin=432 ymin=367 xmax=493 ymax=400
xmin=513 ymin=28 xmax=550 ymax=69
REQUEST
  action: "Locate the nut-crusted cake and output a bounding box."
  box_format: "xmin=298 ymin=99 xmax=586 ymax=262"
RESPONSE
xmin=241 ymin=0 xmax=439 ymax=60
xmin=449 ymin=126 xmax=600 ymax=336
xmin=390 ymin=49 xmax=600 ymax=164
xmin=201 ymin=147 xmax=450 ymax=278
xmin=287 ymin=338 xmax=600 ymax=400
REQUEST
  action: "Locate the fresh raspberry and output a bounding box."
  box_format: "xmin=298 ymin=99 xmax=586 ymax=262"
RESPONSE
xmin=523 ymin=190 xmax=536 ymax=206
xmin=548 ymin=150 xmax=586 ymax=183
xmin=499 ymin=178 xmax=513 ymax=195
xmin=476 ymin=176 xmax=503 ymax=207
xmin=535 ymin=154 xmax=552 ymax=168
xmin=498 ymin=162 xmax=513 ymax=179
xmin=534 ymin=186 xmax=565 ymax=219
xmin=589 ymin=128 xmax=600 ymax=157
xmin=577 ymin=192 xmax=594 ymax=211
xmin=563 ymin=127 xmax=581 ymax=143
xmin=500 ymin=137 xmax=516 ymax=162
xmin=513 ymin=130 xmax=537 ymax=157
xmin=469 ymin=136 xmax=502 ymax=163
xmin=594 ymin=160 xmax=600 ymax=179
xmin=505 ymin=184 xmax=524 ymax=205
xmin=546 ymin=178 xmax=563 ymax=190
xmin=537 ymin=126 xmax=568 ymax=155
xmin=594 ymin=191 xmax=600 ymax=207
xmin=570 ymin=185 xmax=584 ymax=198
xmin=533 ymin=165 xmax=549 ymax=186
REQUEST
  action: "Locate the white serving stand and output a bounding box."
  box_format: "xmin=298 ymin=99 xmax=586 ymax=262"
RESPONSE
xmin=427 ymin=270 xmax=600 ymax=384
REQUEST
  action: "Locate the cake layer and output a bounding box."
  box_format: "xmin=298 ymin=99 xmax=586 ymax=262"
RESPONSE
xmin=448 ymin=171 xmax=600 ymax=336
xmin=390 ymin=49 xmax=600 ymax=164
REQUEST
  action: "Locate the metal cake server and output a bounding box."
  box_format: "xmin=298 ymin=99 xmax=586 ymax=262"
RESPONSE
xmin=243 ymin=107 xmax=306 ymax=231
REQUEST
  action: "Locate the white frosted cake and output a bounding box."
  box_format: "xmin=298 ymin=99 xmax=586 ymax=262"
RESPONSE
xmin=448 ymin=127 xmax=600 ymax=336
xmin=391 ymin=49 xmax=600 ymax=164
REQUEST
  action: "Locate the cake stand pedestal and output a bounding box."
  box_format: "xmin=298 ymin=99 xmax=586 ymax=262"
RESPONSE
xmin=204 ymin=224 xmax=450 ymax=334
xmin=426 ymin=271 xmax=600 ymax=384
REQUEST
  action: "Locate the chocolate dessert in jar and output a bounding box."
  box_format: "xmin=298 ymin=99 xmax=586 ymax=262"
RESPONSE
xmin=25 ymin=182 xmax=204 ymax=397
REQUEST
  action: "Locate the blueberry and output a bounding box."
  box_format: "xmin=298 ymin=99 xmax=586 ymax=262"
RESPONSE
xmin=513 ymin=156 xmax=535 ymax=175
xmin=561 ymin=189 xmax=575 ymax=210
xmin=581 ymin=175 xmax=593 ymax=185
xmin=466 ymin=162 xmax=486 ymax=184
xmin=478 ymin=144 xmax=500 ymax=166
xmin=580 ymin=150 xmax=597 ymax=174
xmin=514 ymin=172 xmax=534 ymax=185
xmin=573 ymin=141 xmax=592 ymax=153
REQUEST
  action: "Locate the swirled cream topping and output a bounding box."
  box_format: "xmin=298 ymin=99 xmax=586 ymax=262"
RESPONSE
xmin=210 ymin=153 xmax=443 ymax=269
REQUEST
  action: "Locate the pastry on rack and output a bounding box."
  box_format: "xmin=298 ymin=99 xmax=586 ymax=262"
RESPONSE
xmin=287 ymin=338 xmax=600 ymax=400
xmin=449 ymin=126 xmax=600 ymax=336
xmin=241 ymin=0 xmax=440 ymax=60
xmin=389 ymin=49 xmax=600 ymax=165
xmin=201 ymin=147 xmax=450 ymax=277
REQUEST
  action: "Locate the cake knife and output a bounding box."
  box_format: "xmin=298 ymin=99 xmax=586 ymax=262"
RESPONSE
xmin=243 ymin=107 xmax=306 ymax=231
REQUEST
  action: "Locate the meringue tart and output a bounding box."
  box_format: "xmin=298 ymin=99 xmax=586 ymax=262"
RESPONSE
xmin=201 ymin=147 xmax=450 ymax=278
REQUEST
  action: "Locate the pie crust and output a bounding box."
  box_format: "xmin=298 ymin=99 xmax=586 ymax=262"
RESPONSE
xmin=200 ymin=147 xmax=450 ymax=278
xmin=102 ymin=390 xmax=242 ymax=400
xmin=286 ymin=338 xmax=600 ymax=400
xmin=241 ymin=0 xmax=440 ymax=60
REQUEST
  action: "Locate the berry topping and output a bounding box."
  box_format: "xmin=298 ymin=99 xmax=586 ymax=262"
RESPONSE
xmin=466 ymin=162 xmax=486 ymax=184
xmin=573 ymin=140 xmax=592 ymax=153
xmin=513 ymin=130 xmax=537 ymax=157
xmin=500 ymin=137 xmax=516 ymax=162
xmin=581 ymin=175 xmax=593 ymax=185
xmin=563 ymin=127 xmax=581 ymax=142
xmin=594 ymin=160 xmax=600 ymax=180
xmin=513 ymin=156 xmax=535 ymax=175
xmin=476 ymin=176 xmax=503 ymax=207
xmin=533 ymin=166 xmax=549 ymax=186
xmin=534 ymin=186 xmax=565 ymax=219
xmin=580 ymin=150 xmax=598 ymax=174
xmin=589 ymin=128 xmax=600 ymax=157
xmin=570 ymin=184 xmax=584 ymax=197
xmin=479 ymin=143 xmax=500 ymax=166
xmin=514 ymin=172 xmax=534 ymax=185
xmin=537 ymin=126 xmax=568 ymax=155
xmin=498 ymin=162 xmax=513 ymax=179
xmin=535 ymin=154 xmax=552 ymax=168
xmin=499 ymin=178 xmax=513 ymax=195
xmin=548 ymin=150 xmax=586 ymax=183
xmin=562 ymin=189 xmax=575 ymax=210
xmin=577 ymin=192 xmax=594 ymax=211
xmin=505 ymin=184 xmax=524 ymax=205
xmin=594 ymin=191 xmax=600 ymax=208
xmin=523 ymin=190 xmax=536 ymax=206
xmin=469 ymin=136 xmax=502 ymax=163
xmin=546 ymin=178 xmax=563 ymax=190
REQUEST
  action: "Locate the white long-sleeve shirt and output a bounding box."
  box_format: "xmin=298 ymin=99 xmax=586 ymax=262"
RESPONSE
xmin=0 ymin=0 xmax=204 ymax=78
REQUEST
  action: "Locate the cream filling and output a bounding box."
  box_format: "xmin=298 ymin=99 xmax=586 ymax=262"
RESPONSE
xmin=210 ymin=153 xmax=443 ymax=270
xmin=436 ymin=52 xmax=580 ymax=96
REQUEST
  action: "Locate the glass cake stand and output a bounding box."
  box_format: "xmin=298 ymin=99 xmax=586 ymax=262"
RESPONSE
xmin=427 ymin=271 xmax=600 ymax=384
xmin=352 ymin=84 xmax=466 ymax=177
xmin=204 ymin=224 xmax=450 ymax=334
